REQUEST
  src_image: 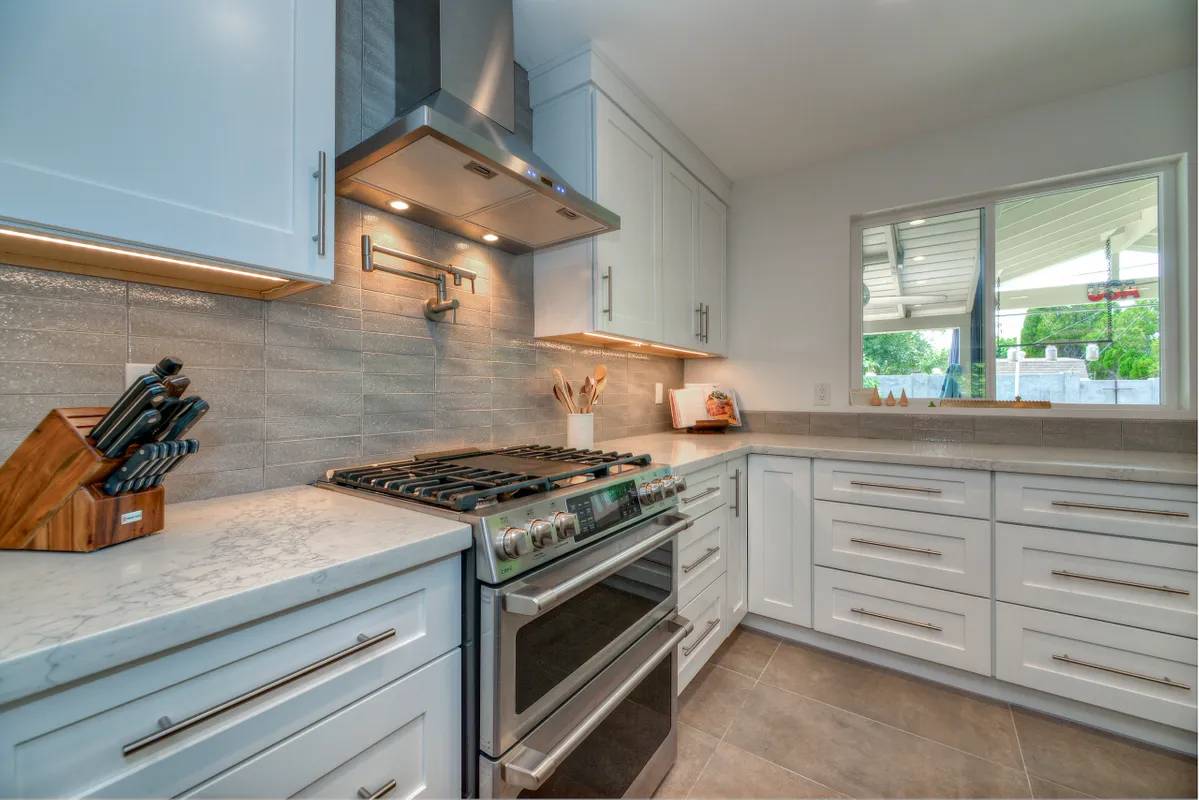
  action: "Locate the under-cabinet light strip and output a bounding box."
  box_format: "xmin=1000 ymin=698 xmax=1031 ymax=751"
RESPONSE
xmin=0 ymin=227 xmax=286 ymax=284
xmin=582 ymin=331 xmax=711 ymax=357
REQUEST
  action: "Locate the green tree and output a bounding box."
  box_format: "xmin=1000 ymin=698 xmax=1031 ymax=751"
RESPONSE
xmin=863 ymin=332 xmax=949 ymax=378
xmin=1012 ymin=301 xmax=1159 ymax=379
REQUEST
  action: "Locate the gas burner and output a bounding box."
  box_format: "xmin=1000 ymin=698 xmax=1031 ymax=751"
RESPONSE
xmin=327 ymin=445 xmax=652 ymax=511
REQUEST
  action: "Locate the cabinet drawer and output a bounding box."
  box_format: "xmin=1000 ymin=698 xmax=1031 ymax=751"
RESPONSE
xmin=814 ymin=501 xmax=990 ymax=596
xmin=813 ymin=567 xmax=991 ymax=674
xmin=677 ymin=462 xmax=727 ymax=519
xmin=995 ymin=603 xmax=1197 ymax=731
xmin=1 ymin=557 xmax=460 ymax=798
xmin=995 ymin=473 xmax=1197 ymax=543
xmin=814 ymin=460 xmax=990 ymax=518
xmin=184 ymin=650 xmax=460 ymax=799
xmin=678 ymin=573 xmax=725 ymax=692
xmin=996 ymin=523 xmax=1197 ymax=637
xmin=678 ymin=507 xmax=726 ymax=609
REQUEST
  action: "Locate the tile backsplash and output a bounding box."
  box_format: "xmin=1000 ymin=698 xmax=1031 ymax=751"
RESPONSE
xmin=742 ymin=410 xmax=1197 ymax=452
xmin=0 ymin=198 xmax=682 ymax=502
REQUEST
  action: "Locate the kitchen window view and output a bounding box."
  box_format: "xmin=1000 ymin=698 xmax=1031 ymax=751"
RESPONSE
xmin=859 ymin=171 xmax=1168 ymax=406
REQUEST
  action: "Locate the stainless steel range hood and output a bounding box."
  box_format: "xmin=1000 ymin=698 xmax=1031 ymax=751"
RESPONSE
xmin=335 ymin=0 xmax=619 ymax=255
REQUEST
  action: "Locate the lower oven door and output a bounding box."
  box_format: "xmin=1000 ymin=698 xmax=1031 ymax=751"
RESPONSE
xmin=480 ymin=615 xmax=692 ymax=799
xmin=480 ymin=511 xmax=690 ymax=757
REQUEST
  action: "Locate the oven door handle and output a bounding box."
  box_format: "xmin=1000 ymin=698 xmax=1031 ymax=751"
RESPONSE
xmin=501 ymin=616 xmax=694 ymax=790
xmin=503 ymin=515 xmax=693 ymax=616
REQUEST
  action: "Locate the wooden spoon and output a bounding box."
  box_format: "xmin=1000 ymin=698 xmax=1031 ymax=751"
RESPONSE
xmin=552 ymin=384 xmax=574 ymax=414
xmin=579 ymin=377 xmax=595 ymax=412
xmin=592 ymin=365 xmax=608 ymax=407
xmin=552 ymin=368 xmax=577 ymax=413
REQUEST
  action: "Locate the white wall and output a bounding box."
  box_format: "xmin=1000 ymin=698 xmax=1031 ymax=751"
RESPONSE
xmin=689 ymin=68 xmax=1197 ymax=415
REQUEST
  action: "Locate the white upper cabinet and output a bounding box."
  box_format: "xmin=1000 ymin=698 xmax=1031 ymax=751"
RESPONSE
xmin=529 ymin=48 xmax=730 ymax=357
xmin=0 ymin=1 xmax=335 ymax=292
xmin=594 ymin=93 xmax=663 ymax=342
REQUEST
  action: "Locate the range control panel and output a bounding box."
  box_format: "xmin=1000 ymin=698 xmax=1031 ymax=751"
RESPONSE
xmin=566 ymin=480 xmax=641 ymax=541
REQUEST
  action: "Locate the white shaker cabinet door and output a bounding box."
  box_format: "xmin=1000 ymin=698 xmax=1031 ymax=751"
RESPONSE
xmin=724 ymin=456 xmax=749 ymax=630
xmin=695 ymin=184 xmax=727 ymax=354
xmin=748 ymin=455 xmax=812 ymax=627
xmin=593 ymin=92 xmax=662 ymax=341
xmin=660 ymin=151 xmax=699 ymax=347
xmin=0 ymin=0 xmax=335 ymax=282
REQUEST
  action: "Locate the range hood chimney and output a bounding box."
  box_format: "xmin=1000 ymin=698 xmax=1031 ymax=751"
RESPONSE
xmin=335 ymin=0 xmax=619 ymax=254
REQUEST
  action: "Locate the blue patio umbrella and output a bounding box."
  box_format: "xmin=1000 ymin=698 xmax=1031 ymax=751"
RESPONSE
xmin=940 ymin=329 xmax=962 ymax=398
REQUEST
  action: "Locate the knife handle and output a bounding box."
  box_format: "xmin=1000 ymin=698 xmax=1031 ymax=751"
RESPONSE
xmin=153 ymin=357 xmax=183 ymax=378
xmin=163 ymin=375 xmax=190 ymax=397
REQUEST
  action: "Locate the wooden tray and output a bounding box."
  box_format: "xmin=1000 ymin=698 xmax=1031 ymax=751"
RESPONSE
xmin=0 ymin=407 xmax=165 ymax=552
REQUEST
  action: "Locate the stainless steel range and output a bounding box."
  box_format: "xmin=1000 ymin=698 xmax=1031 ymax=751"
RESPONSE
xmin=318 ymin=445 xmax=694 ymax=799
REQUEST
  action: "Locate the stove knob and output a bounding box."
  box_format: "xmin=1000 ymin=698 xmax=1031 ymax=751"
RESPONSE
xmin=660 ymin=476 xmax=679 ymax=498
xmin=494 ymin=526 xmax=533 ymax=560
xmin=648 ymin=479 xmax=666 ymax=503
xmin=528 ymin=518 xmax=556 ymax=549
xmin=638 ymin=482 xmax=655 ymax=504
xmin=552 ymin=511 xmax=580 ymax=540
xmin=673 ymin=475 xmax=687 ymax=494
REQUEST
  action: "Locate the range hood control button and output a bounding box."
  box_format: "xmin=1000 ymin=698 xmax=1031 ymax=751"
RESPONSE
xmin=495 ymin=526 xmax=533 ymax=559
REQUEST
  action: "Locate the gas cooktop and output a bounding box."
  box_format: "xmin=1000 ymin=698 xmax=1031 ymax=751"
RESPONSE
xmin=326 ymin=445 xmax=653 ymax=512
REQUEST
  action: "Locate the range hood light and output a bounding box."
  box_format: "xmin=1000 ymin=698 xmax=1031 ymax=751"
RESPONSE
xmin=388 ymin=199 xmax=410 ymax=211
xmin=482 ymin=233 xmax=499 ymax=243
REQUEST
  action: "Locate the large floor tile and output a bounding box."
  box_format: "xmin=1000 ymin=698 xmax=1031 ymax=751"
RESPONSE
xmin=710 ymin=626 xmax=780 ymax=679
xmin=1013 ymin=708 xmax=1197 ymax=799
xmin=1030 ymin=776 xmax=1094 ymax=799
xmin=688 ymin=741 xmax=844 ymax=799
xmin=653 ymin=723 xmax=719 ymax=798
xmin=760 ymin=641 xmax=1024 ymax=770
xmin=725 ymin=683 xmax=1031 ymax=799
xmin=679 ymin=663 xmax=756 ymax=739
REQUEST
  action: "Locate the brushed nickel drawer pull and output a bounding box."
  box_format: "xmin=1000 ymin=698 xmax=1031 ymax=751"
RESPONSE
xmin=850 ymin=607 xmax=943 ymax=631
xmin=850 ymin=537 xmax=943 ymax=556
xmin=1051 ymin=569 xmax=1190 ymax=595
xmin=1052 ymin=653 xmax=1191 ymax=690
xmin=731 ymin=469 xmax=742 ymax=517
xmin=681 ymin=486 xmax=720 ymax=504
xmin=312 ymin=150 xmax=327 ymax=256
xmin=682 ymin=546 xmax=720 ymax=573
xmin=1050 ymin=500 xmax=1189 ymax=519
xmin=850 ymin=480 xmax=942 ymax=494
xmin=122 ymin=628 xmax=397 ymax=757
xmin=682 ymin=618 xmax=721 ymax=655
xmin=358 ymin=779 xmax=397 ymax=799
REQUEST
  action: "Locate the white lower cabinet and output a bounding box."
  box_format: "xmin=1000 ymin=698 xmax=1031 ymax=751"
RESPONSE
xmin=995 ymin=603 xmax=1197 ymax=731
xmin=747 ymin=455 xmax=812 ymax=627
xmin=813 ymin=567 xmax=992 ymax=675
xmin=724 ymin=457 xmax=749 ymax=632
xmin=678 ymin=507 xmax=726 ymax=609
xmin=678 ymin=573 xmax=726 ymax=692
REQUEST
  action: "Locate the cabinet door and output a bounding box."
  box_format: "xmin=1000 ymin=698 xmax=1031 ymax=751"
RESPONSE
xmin=724 ymin=457 xmax=749 ymax=630
xmin=748 ymin=455 xmax=812 ymax=627
xmin=660 ymin=152 xmax=699 ymax=347
xmin=0 ymin=1 xmax=335 ymax=282
xmin=593 ymin=92 xmax=661 ymax=341
xmin=696 ymin=185 xmax=727 ymax=353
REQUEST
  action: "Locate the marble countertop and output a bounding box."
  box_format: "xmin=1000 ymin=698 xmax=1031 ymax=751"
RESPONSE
xmin=0 ymin=485 xmax=470 ymax=706
xmin=597 ymin=431 xmax=1197 ymax=484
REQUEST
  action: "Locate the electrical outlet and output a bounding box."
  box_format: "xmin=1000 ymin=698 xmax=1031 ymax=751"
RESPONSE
xmin=654 ymin=382 xmax=664 ymax=404
xmin=814 ymin=382 xmax=831 ymax=406
xmin=125 ymin=363 xmax=153 ymax=385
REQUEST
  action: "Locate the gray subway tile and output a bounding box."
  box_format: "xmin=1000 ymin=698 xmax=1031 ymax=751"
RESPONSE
xmin=267 ymin=369 xmax=362 ymax=395
xmin=267 ymin=393 xmax=362 ymax=419
xmin=0 ymin=294 xmax=127 ymax=334
xmin=0 ymin=362 xmax=123 ymax=394
xmin=190 ymin=418 xmax=266 ymax=447
xmin=265 ymin=457 xmax=363 ymax=490
xmin=266 ymin=436 xmax=361 ymax=466
xmin=267 ymin=300 xmax=362 ymax=331
xmin=1043 ymin=418 xmax=1122 ymax=450
xmin=0 ymin=329 xmax=124 ymax=364
xmin=809 ymin=412 xmax=862 ymax=437
xmin=266 ymin=415 xmax=362 ymax=442
xmin=174 ymin=441 xmax=264 ymax=475
xmin=265 ymin=345 xmax=361 ymax=372
xmin=362 ymin=352 xmax=435 ymax=376
xmin=0 ymin=264 xmax=125 ymax=305
xmin=0 ymin=392 xmax=118 ymax=431
xmin=130 ymin=306 xmax=263 ymax=343
xmin=1122 ymin=420 xmax=1197 ymax=453
xmin=364 ymin=411 xmax=436 ymax=434
xmin=363 ymin=392 xmax=435 ymax=414
xmin=361 ymin=331 xmax=437 ymax=356
xmin=128 ymin=283 xmax=263 ymax=318
xmin=363 ymin=372 xmax=436 ymax=394
xmin=859 ymin=413 xmax=914 ymax=440
xmin=165 ymin=467 xmax=264 ymax=503
xmin=267 ymin=321 xmax=362 ymax=352
xmin=130 ymin=337 xmax=264 ymax=369
xmin=974 ymin=416 xmax=1043 ymax=446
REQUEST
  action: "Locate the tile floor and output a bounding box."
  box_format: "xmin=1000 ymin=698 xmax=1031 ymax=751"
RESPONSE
xmin=655 ymin=628 xmax=1197 ymax=799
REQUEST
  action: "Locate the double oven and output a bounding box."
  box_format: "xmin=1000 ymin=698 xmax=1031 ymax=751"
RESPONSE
xmin=476 ymin=497 xmax=693 ymax=797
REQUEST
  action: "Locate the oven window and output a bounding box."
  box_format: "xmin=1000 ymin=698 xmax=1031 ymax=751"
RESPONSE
xmin=519 ymin=655 xmax=673 ymax=798
xmin=514 ymin=543 xmax=672 ymax=714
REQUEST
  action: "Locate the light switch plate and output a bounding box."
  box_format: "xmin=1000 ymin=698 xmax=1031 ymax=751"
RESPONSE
xmin=125 ymin=363 xmax=153 ymax=385
xmin=814 ymin=382 xmax=831 ymax=406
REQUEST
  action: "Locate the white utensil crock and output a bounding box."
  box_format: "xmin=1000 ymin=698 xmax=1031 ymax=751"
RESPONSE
xmin=566 ymin=413 xmax=594 ymax=449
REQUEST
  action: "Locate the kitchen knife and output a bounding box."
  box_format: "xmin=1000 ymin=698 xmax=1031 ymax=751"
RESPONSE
xmin=157 ymin=398 xmax=208 ymax=442
xmin=102 ymin=443 xmax=158 ymax=496
xmin=90 ymin=375 xmax=159 ymax=445
xmin=152 ymin=439 xmax=199 ymax=488
xmin=101 ymin=408 xmax=162 ymax=458
xmin=163 ymin=375 xmax=190 ymax=397
xmin=94 ymin=384 xmax=168 ymax=454
xmin=139 ymin=440 xmax=178 ymax=490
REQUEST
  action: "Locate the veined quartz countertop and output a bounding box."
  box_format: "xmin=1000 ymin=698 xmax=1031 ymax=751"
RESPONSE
xmin=0 ymin=485 xmax=469 ymax=706
xmin=596 ymin=431 xmax=1197 ymax=485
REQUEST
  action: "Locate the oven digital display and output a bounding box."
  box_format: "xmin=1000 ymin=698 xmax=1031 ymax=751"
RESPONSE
xmin=567 ymin=480 xmax=642 ymax=540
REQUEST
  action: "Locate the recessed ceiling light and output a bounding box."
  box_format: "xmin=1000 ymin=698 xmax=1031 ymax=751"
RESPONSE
xmin=482 ymin=233 xmax=499 ymax=242
xmin=388 ymin=199 xmax=410 ymax=211
xmin=910 ymin=219 xmax=926 ymax=225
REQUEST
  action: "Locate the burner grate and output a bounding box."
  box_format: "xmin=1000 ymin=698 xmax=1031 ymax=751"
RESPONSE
xmin=328 ymin=445 xmax=651 ymax=511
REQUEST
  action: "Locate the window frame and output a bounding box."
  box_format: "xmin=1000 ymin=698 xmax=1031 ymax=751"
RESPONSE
xmin=849 ymin=158 xmax=1185 ymax=416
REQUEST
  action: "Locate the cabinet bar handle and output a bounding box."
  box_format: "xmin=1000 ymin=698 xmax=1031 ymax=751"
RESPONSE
xmin=702 ymin=303 xmax=710 ymax=341
xmin=849 ymin=480 xmax=942 ymax=494
xmin=850 ymin=537 xmax=942 ymax=556
xmin=358 ymin=779 xmax=397 ymax=799
xmin=122 ymin=629 xmax=396 ymax=756
xmin=681 ymin=486 xmax=720 ymax=504
xmin=1052 ymin=653 xmax=1191 ymax=690
xmin=850 ymin=607 xmax=942 ymax=631
xmin=731 ymin=469 xmax=741 ymax=517
xmin=695 ymin=303 xmax=704 ymax=338
xmin=682 ymin=618 xmax=721 ymax=655
xmin=1050 ymin=569 xmax=1190 ymax=595
xmin=602 ymin=266 xmax=613 ymax=321
xmin=1050 ymin=500 xmax=1189 ymax=519
xmin=312 ymin=150 xmax=327 ymax=256
xmin=682 ymin=546 xmax=720 ymax=573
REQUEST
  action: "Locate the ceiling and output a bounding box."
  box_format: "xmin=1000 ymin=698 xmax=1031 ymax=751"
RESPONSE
xmin=514 ymin=0 xmax=1196 ymax=181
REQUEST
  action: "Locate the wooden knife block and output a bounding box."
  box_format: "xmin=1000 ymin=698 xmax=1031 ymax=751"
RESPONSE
xmin=0 ymin=407 xmax=165 ymax=552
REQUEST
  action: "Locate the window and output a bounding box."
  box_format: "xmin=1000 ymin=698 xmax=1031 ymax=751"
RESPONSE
xmin=854 ymin=164 xmax=1178 ymax=409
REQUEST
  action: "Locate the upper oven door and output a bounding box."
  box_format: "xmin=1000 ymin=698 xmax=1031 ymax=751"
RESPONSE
xmin=480 ymin=511 xmax=691 ymax=757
